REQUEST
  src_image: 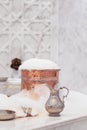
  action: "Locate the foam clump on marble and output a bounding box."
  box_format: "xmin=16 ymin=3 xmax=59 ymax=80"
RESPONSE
xmin=19 ymin=58 xmax=59 ymax=70
xmin=0 ymin=84 xmax=50 ymax=118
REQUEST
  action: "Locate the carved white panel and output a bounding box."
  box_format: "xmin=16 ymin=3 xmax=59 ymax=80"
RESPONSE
xmin=0 ymin=0 xmax=58 ymax=77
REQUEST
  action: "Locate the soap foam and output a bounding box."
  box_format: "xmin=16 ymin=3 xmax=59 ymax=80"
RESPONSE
xmin=19 ymin=58 xmax=60 ymax=70
xmin=0 ymin=84 xmax=50 ymax=117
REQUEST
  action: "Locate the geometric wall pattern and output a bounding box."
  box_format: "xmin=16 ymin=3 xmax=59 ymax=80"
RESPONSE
xmin=0 ymin=0 xmax=58 ymax=77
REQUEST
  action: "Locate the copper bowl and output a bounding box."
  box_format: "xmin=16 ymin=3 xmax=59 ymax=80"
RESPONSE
xmin=21 ymin=69 xmax=60 ymax=90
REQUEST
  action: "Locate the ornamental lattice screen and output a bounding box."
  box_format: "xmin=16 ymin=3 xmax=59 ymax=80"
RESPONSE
xmin=0 ymin=0 xmax=58 ymax=77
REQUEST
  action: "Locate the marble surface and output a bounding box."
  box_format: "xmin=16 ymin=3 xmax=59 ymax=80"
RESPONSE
xmin=59 ymin=0 xmax=87 ymax=94
xmin=0 ymin=90 xmax=87 ymax=130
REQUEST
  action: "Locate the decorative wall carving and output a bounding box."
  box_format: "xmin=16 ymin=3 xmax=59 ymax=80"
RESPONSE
xmin=0 ymin=0 xmax=58 ymax=77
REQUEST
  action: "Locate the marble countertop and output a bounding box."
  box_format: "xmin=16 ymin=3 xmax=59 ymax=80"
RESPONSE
xmin=0 ymin=90 xmax=87 ymax=130
xmin=0 ymin=112 xmax=87 ymax=130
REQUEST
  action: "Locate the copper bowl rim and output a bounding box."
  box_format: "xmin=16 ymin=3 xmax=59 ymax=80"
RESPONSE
xmin=21 ymin=69 xmax=61 ymax=71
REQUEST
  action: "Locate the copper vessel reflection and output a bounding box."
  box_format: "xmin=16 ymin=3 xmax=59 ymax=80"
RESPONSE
xmin=21 ymin=69 xmax=60 ymax=90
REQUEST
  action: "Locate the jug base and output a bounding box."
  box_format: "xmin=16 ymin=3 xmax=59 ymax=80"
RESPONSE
xmin=49 ymin=113 xmax=60 ymax=117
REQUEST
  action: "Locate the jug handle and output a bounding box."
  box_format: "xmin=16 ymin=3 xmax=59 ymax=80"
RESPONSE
xmin=59 ymin=86 xmax=69 ymax=100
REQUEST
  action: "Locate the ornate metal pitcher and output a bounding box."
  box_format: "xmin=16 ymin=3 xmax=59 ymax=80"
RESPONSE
xmin=45 ymin=86 xmax=69 ymax=116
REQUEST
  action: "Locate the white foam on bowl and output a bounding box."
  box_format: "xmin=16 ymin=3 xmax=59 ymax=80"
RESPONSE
xmin=19 ymin=58 xmax=60 ymax=70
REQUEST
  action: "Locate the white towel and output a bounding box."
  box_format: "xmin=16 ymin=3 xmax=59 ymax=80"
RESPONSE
xmin=0 ymin=84 xmax=50 ymax=118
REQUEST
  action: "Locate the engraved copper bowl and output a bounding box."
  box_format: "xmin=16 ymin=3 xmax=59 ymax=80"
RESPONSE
xmin=21 ymin=69 xmax=60 ymax=90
